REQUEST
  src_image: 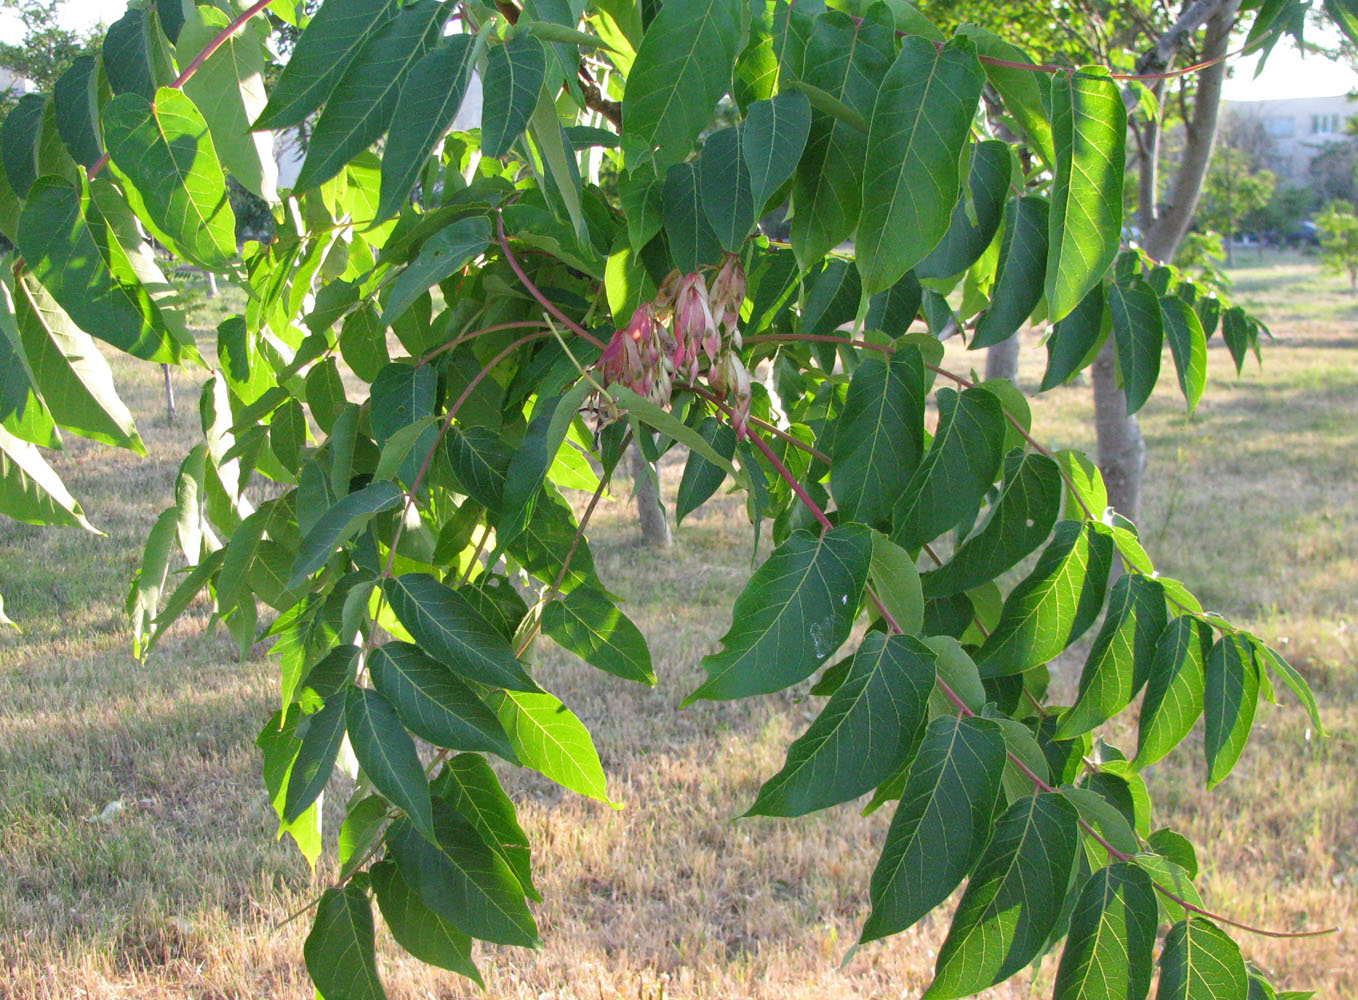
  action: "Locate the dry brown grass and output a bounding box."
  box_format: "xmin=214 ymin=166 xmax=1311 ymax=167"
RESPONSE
xmin=1 ymin=251 xmax=1354 ymax=998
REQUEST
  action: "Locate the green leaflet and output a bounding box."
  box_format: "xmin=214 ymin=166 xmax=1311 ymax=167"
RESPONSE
xmin=801 ymin=257 xmax=860 ymax=340
xmin=861 ymin=715 xmax=1007 ymax=943
xmin=956 ymin=25 xmax=1055 ymax=166
xmin=829 ymin=345 xmax=928 ymax=526
xmin=1040 ymin=283 xmax=1108 ymax=391
xmin=383 ymin=573 xmax=539 ymax=692
xmin=53 ymin=54 xmax=102 ymax=168
xmin=857 ymin=35 xmax=985 ymax=297
xmin=1222 ymin=307 xmax=1252 ymax=374
xmin=975 ymin=520 xmax=1114 ymax=677
xmin=387 ymin=799 xmax=541 ymax=947
xmin=698 ymin=125 xmax=755 ymax=253
xmin=0 ymin=421 xmax=96 ymax=531
xmin=482 ymin=35 xmax=547 ymax=159
xmin=443 ymin=424 xmax=514 ymax=511
xmin=13 ymin=273 xmax=144 ymax=454
xmin=17 ymin=177 xmax=183 ymax=364
xmin=891 ymin=386 xmax=1007 ymax=550
xmin=747 ymin=632 xmax=934 ymax=818
xmin=379 ymin=36 xmax=476 ymax=221
xmin=369 ymin=362 xmax=436 ymax=484
xmin=1051 ymin=863 xmax=1158 ymax=1000
xmin=484 ymin=688 xmax=613 ymax=803
xmin=1160 ymin=294 xmax=1208 ymax=412
xmin=0 ymin=285 xmax=57 ymax=448
xmin=741 ymin=91 xmax=811 ymax=216
xmin=921 ymin=452 xmax=1062 ymax=598
xmin=498 ymin=380 xmax=593 ymax=546
xmin=293 ymin=0 xmax=448 ymax=192
xmin=369 ymin=642 xmax=516 ymax=760
xmin=542 ymin=586 xmax=655 ymax=685
xmin=1204 ymin=634 xmax=1260 ymax=788
xmin=340 ymin=303 xmax=390 ymax=382
xmin=972 ymin=196 xmax=1049 ymax=349
xmin=1 ymin=94 xmax=46 ymax=199
xmin=1045 ymin=68 xmax=1125 ymax=324
xmin=926 ymin=792 xmax=1081 ymax=999
xmin=1157 ymin=919 xmax=1249 ymax=1000
xmin=283 ymin=695 xmax=345 ymax=824
xmin=304 ymin=883 xmax=386 ymax=1000
xmin=103 ymin=89 xmax=237 ymax=268
xmin=620 ymin=0 xmax=741 ymax=172
xmin=789 ymin=9 xmax=894 ymax=269
xmin=915 ymin=139 xmax=1011 ymax=282
xmin=1109 ymin=276 xmax=1163 ymax=415
xmin=432 ymin=752 xmax=539 ymax=901
xmin=620 ymin=165 xmax=665 ymax=252
xmin=663 ymin=159 xmax=723 ymax=273
xmin=685 ymin=524 xmax=873 ymax=702
xmin=380 ymin=217 xmax=491 ymax=325
xmin=345 ymin=685 xmax=434 ymax=837
xmin=254 ymin=0 xmax=402 ymax=130
xmin=1252 ymin=641 xmax=1324 ymax=736
xmin=371 ymin=861 xmax=482 ymax=984
xmin=127 ymin=508 xmax=176 ymax=652
xmin=179 ymin=5 xmax=278 ymax=203
xmin=869 ymin=531 xmax=924 ymax=636
xmin=675 ymin=416 xmax=736 ymax=525
xmin=1135 ymin=616 xmax=1210 ymax=769
xmin=1058 ymin=574 xmax=1168 ymax=738
xmin=504 ymin=484 xmax=602 ymax=594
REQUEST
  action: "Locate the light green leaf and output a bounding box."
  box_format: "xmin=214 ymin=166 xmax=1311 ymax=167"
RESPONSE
xmin=857 ymin=35 xmax=984 ymax=297
xmin=1051 ymin=863 xmax=1158 ymax=1000
xmin=1204 ymin=634 xmax=1259 ymax=788
xmin=1252 ymin=640 xmax=1324 ymax=736
xmin=1109 ymin=276 xmax=1163 ymax=415
xmin=956 ymin=25 xmax=1055 ymax=166
xmin=971 ymin=196 xmax=1049 ymax=349
xmin=686 ymin=524 xmax=873 ymax=702
xmin=369 ymin=642 xmax=516 ymax=759
xmin=611 ymin=385 xmax=748 ymax=488
xmin=485 ymin=688 xmax=614 ymax=803
xmin=741 ymin=91 xmax=811 ymax=215
xmin=0 ymin=422 xmax=96 ymax=531
xmin=926 ymin=792 xmax=1081 ymax=998
xmin=1135 ymin=616 xmax=1209 ymax=769
xmin=830 ymin=345 xmax=928 ymax=526
xmin=869 ymin=531 xmax=924 ymax=636
xmin=1045 ymin=68 xmax=1125 ymax=323
xmin=975 ymin=520 xmax=1114 ymax=677
xmin=543 ymin=587 xmax=655 ymax=685
xmin=384 ymin=573 xmax=539 ymax=692
xmin=748 ymin=632 xmax=934 ymax=817
xmin=861 ymin=716 xmax=1007 ymax=943
xmin=1156 ymin=919 xmax=1249 ymax=1000
xmin=304 ymin=883 xmax=386 ymax=1000
xmin=891 ymin=386 xmax=1007 ymax=550
xmin=620 ymin=0 xmax=741 ymax=171
xmin=371 ymin=860 xmax=482 ymax=984
xmin=345 ymin=685 xmax=433 ymax=837
xmin=0 ymin=283 xmax=57 ymax=448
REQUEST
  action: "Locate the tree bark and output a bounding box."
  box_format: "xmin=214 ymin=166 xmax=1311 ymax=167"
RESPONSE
xmin=984 ymin=333 xmax=1021 ymax=384
xmin=162 ymin=364 xmax=176 ymax=425
xmin=1094 ymin=0 xmax=1238 ymax=522
xmin=630 ymin=443 xmax=670 ymax=549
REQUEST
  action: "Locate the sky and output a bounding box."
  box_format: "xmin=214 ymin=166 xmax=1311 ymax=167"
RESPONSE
xmin=2 ymin=0 xmax=1356 ymax=102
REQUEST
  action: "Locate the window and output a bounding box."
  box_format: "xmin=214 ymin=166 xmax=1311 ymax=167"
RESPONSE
xmin=1266 ymin=116 xmax=1296 ymax=138
xmin=1311 ymin=114 xmax=1345 ymax=134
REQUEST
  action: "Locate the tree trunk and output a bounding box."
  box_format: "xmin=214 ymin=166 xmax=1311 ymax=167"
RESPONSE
xmin=162 ymin=364 xmax=177 ymax=425
xmin=630 ymin=443 xmax=670 ymax=548
xmin=1095 ymin=0 xmax=1237 ymax=522
xmin=984 ymin=333 xmax=1021 ymax=384
xmin=205 ymin=270 xmax=219 ymax=298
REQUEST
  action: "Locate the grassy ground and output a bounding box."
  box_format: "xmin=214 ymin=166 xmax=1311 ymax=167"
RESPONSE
xmin=0 ymin=250 xmax=1353 ymax=998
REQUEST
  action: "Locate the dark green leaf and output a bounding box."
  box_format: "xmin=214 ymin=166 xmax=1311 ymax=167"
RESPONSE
xmin=955 ymin=24 xmax=1054 ymax=165
xmin=620 ymin=0 xmax=742 ymax=171
xmin=861 ymin=716 xmax=1008 ymax=943
xmin=505 ymin=484 xmax=602 ymax=594
xmin=972 ymin=196 xmax=1049 ymax=349
xmin=858 ymin=35 xmax=985 ymax=296
xmin=293 ymin=1 xmax=448 ymax=191
xmin=345 ymin=685 xmax=433 ymax=836
xmin=830 ymin=346 xmax=928 ymax=526
xmin=1045 ymin=68 xmax=1125 ymax=323
xmin=443 ymin=424 xmax=514 ymax=511
xmin=686 ymin=524 xmax=873 ymax=702
xmin=102 ymin=9 xmax=156 ymax=101
xmin=498 ymin=380 xmax=593 ymax=545
xmin=53 ymin=55 xmax=102 ymax=168
xmin=922 ymin=452 xmax=1062 ymax=598
xmin=482 ymin=35 xmax=547 ymax=158
xmin=1 ymin=94 xmax=46 ymax=199
xmin=675 ymin=416 xmax=736 ymax=525
xmin=1204 ymin=635 xmax=1259 ymax=788
xmin=542 ymin=587 xmax=655 ymax=685
xmin=290 ymin=481 xmax=402 ymax=587
xmin=433 ymin=752 xmax=538 ymax=900
xmin=1252 ymin=641 xmax=1324 ymax=736
xmin=741 ymin=91 xmax=811 ymax=215
xmin=340 ymin=303 xmax=390 ymax=382
xmin=698 ymin=126 xmax=754 ymax=253
xmin=369 ymin=362 xmax=436 ymax=449
xmin=381 ymin=216 xmax=490 ymax=324
xmin=1160 ymin=295 xmax=1208 ymax=412
xmin=748 ymin=632 xmax=934 ymax=817
xmin=663 ymin=159 xmax=723 ymax=272
xmin=975 ymin=520 xmax=1114 ymax=677
xmin=378 ymin=36 xmax=475 ymax=220
xmin=384 ymin=573 xmax=539 ymax=692
xmin=1222 ymin=307 xmax=1251 ymax=374
xmin=304 ymin=883 xmax=386 ymax=1000
xmin=1058 ymin=574 xmax=1168 ymax=738
xmin=1135 ymin=616 xmax=1209 ymax=769
xmin=254 ymin=0 xmax=402 ymax=131
xmin=916 ymin=139 xmax=1011 ymax=281
xmin=1109 ymin=276 xmax=1163 ymax=415
xmin=371 ymin=860 xmax=482 ymax=983
xmin=1040 ymin=284 xmax=1107 ymax=391
xmin=1051 ymin=863 xmax=1158 ymax=1000
xmin=926 ymin=792 xmax=1081 ymax=998
xmin=485 ymin=688 xmax=613 ymax=802
xmin=891 ymin=386 xmax=1007 ymax=550
xmin=284 ymin=696 xmax=346 ymax=823
xmin=1156 ymin=919 xmax=1248 ymax=1000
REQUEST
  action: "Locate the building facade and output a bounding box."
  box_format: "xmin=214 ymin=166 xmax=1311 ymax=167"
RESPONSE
xmin=1223 ymin=93 xmax=1357 ymax=183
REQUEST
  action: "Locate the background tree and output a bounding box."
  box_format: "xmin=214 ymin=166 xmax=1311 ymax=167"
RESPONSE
xmin=0 ymin=0 xmax=104 ymax=112
xmin=1317 ymin=198 xmax=1358 ymax=287
xmin=1198 ymin=146 xmax=1276 ymax=260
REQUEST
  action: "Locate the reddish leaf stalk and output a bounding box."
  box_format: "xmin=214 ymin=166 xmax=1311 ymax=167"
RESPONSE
xmin=497 ymin=214 xmax=606 ymax=349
